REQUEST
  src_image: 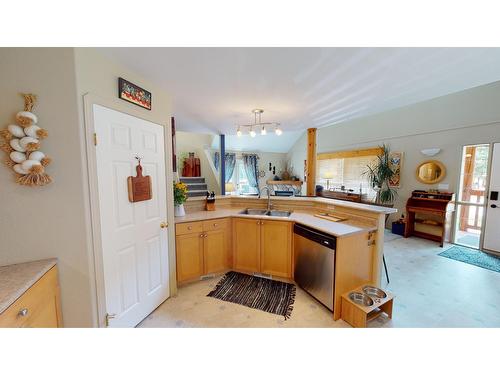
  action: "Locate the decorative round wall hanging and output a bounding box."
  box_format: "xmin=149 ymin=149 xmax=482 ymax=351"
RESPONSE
xmin=0 ymin=94 xmax=52 ymax=186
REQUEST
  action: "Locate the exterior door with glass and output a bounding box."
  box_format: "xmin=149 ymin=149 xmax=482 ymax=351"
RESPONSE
xmin=454 ymin=144 xmax=490 ymax=249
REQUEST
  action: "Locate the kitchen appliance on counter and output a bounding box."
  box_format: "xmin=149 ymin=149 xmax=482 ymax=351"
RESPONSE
xmin=293 ymin=223 xmax=336 ymax=311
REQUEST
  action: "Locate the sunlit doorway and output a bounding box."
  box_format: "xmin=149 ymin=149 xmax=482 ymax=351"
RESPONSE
xmin=454 ymin=144 xmax=490 ymax=248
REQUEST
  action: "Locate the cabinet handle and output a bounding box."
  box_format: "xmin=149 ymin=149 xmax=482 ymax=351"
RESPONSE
xmin=213 ymin=223 xmax=218 ymax=227
xmin=18 ymin=308 xmax=29 ymax=317
xmin=199 ymin=233 xmax=204 ymax=238
xmin=188 ymin=226 xmax=192 ymax=230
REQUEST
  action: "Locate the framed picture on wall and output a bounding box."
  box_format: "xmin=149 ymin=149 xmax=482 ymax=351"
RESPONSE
xmin=389 ymin=151 xmax=403 ymax=188
xmin=118 ymin=77 xmax=152 ymax=110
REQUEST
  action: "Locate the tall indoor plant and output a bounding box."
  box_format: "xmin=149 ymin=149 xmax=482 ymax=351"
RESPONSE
xmin=363 ymin=144 xmax=397 ymax=205
xmin=173 ymin=182 xmax=188 ymax=216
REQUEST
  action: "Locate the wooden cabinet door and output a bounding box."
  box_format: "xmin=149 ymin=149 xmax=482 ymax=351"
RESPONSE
xmin=260 ymin=220 xmax=292 ymax=278
xmin=233 ymin=218 xmax=261 ymax=273
xmin=176 ymin=232 xmax=204 ymax=283
xmin=204 ymin=229 xmax=229 ymax=274
xmin=0 ymin=266 xmax=62 ymax=328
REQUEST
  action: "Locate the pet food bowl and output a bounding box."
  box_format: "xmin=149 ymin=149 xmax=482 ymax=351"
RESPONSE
xmin=348 ymin=292 xmax=374 ymax=306
xmin=362 ymin=286 xmax=387 ymax=299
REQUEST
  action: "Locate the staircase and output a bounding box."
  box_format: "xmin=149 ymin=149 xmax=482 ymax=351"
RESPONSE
xmin=180 ymin=177 xmax=209 ymax=198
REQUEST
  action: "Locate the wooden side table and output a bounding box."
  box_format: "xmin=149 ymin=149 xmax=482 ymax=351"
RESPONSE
xmin=341 ymin=287 xmax=394 ymax=328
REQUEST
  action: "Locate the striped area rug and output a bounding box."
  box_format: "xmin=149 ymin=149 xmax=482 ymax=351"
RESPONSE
xmin=207 ymin=271 xmax=296 ymax=319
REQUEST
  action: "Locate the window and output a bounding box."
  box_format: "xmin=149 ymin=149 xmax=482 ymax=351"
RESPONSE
xmin=316 ymin=149 xmax=381 ymax=200
xmin=229 ymin=158 xmax=258 ymax=195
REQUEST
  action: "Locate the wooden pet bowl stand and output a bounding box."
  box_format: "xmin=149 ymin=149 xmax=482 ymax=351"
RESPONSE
xmin=341 ymin=287 xmax=394 ymax=328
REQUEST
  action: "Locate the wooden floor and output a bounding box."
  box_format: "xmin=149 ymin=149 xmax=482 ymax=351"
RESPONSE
xmin=138 ymin=233 xmax=500 ymax=328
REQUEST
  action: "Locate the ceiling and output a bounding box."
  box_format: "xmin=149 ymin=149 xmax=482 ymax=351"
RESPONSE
xmin=99 ymin=48 xmax=500 ymax=152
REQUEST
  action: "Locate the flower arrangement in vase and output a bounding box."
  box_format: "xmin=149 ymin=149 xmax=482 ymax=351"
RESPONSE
xmin=173 ymin=181 xmax=188 ymax=216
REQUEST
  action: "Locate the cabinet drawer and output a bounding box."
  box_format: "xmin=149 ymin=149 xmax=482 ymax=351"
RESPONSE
xmin=176 ymin=221 xmax=203 ymax=235
xmin=0 ymin=266 xmax=61 ymax=328
xmin=203 ymin=219 xmax=228 ymax=232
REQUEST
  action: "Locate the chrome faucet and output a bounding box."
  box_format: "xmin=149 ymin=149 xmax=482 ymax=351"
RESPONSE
xmin=259 ymin=185 xmax=273 ymax=211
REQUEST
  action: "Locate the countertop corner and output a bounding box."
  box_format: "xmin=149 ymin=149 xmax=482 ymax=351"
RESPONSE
xmin=0 ymin=258 xmax=58 ymax=315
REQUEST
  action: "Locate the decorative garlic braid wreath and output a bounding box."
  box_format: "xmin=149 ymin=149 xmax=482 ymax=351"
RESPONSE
xmin=0 ymin=94 xmax=52 ymax=186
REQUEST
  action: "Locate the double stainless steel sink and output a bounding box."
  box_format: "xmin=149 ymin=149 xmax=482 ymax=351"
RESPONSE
xmin=239 ymin=208 xmax=292 ymax=217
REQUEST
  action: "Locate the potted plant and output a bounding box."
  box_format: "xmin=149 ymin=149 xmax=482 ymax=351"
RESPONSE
xmin=363 ymin=144 xmax=397 ymax=205
xmin=173 ymin=182 xmax=188 ymax=216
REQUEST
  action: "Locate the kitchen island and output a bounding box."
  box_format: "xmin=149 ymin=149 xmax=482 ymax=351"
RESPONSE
xmin=174 ymin=195 xmax=396 ymax=320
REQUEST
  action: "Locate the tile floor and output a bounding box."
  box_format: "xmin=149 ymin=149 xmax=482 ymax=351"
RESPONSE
xmin=138 ymin=233 xmax=500 ymax=328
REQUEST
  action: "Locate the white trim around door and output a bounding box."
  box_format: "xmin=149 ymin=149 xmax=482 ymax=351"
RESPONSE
xmin=81 ymin=93 xmax=177 ymax=327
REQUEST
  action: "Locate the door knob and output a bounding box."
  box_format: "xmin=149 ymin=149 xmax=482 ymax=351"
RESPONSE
xmin=160 ymin=222 xmax=168 ymax=228
xmin=491 ymin=204 xmax=498 ymax=208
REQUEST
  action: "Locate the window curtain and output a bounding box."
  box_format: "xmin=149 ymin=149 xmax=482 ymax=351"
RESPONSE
xmin=224 ymin=153 xmax=236 ymax=183
xmin=242 ymin=154 xmax=259 ymax=190
xmin=213 ymin=151 xmax=220 ymax=171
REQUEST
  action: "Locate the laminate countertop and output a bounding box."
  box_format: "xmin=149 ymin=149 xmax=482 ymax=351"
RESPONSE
xmin=185 ymin=195 xmax=397 ymax=214
xmin=175 ymin=208 xmax=378 ymax=238
xmin=0 ymin=258 xmax=57 ymax=315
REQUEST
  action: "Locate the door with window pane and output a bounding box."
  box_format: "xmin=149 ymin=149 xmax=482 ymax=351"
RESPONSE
xmin=454 ymin=144 xmax=490 ymax=248
xmin=230 ymin=159 xmax=258 ymax=195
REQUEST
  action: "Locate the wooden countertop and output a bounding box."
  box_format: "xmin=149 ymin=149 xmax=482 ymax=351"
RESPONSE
xmin=175 ymin=208 xmax=377 ymax=237
xmin=0 ymin=258 xmax=58 ymax=314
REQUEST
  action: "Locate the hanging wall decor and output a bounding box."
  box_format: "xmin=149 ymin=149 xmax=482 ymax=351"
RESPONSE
xmin=127 ymin=157 xmax=152 ymax=202
xmin=388 ymin=151 xmax=403 ymax=188
xmin=0 ymin=94 xmax=52 ymax=186
xmin=118 ymin=77 xmax=152 ymax=110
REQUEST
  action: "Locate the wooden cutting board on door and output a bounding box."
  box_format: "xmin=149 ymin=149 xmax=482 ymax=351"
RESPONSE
xmin=128 ymin=163 xmax=152 ymax=202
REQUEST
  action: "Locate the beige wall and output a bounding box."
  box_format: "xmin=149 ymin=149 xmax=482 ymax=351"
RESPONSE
xmin=73 ymin=48 xmax=174 ymax=326
xmin=176 ymin=131 xmax=220 ymax=193
xmin=288 ymin=80 xmax=500 ymax=224
xmin=0 ymin=48 xmax=94 ymax=327
xmin=74 ymin=48 xmax=172 ymax=126
xmin=0 ymin=48 xmax=173 ymax=327
xmin=257 ymin=152 xmax=288 ymax=189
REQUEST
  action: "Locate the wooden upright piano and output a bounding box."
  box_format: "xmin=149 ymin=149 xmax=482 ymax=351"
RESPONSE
xmin=404 ymin=190 xmax=455 ymax=247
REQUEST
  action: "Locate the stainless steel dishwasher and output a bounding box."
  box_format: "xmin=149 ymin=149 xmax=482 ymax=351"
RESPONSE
xmin=294 ymin=223 xmax=336 ymax=311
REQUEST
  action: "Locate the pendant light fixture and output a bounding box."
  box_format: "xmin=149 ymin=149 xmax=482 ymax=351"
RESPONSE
xmin=235 ymin=109 xmax=282 ymax=137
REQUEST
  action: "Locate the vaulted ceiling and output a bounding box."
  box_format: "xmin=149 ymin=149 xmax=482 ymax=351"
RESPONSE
xmin=99 ymin=47 xmax=500 ymax=152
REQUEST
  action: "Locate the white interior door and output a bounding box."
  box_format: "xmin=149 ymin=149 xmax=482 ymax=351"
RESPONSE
xmin=484 ymin=143 xmax=500 ymax=253
xmin=93 ymin=104 xmax=169 ymax=327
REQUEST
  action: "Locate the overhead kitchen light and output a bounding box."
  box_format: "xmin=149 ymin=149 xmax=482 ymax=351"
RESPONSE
xmin=235 ymin=109 xmax=282 ymax=137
